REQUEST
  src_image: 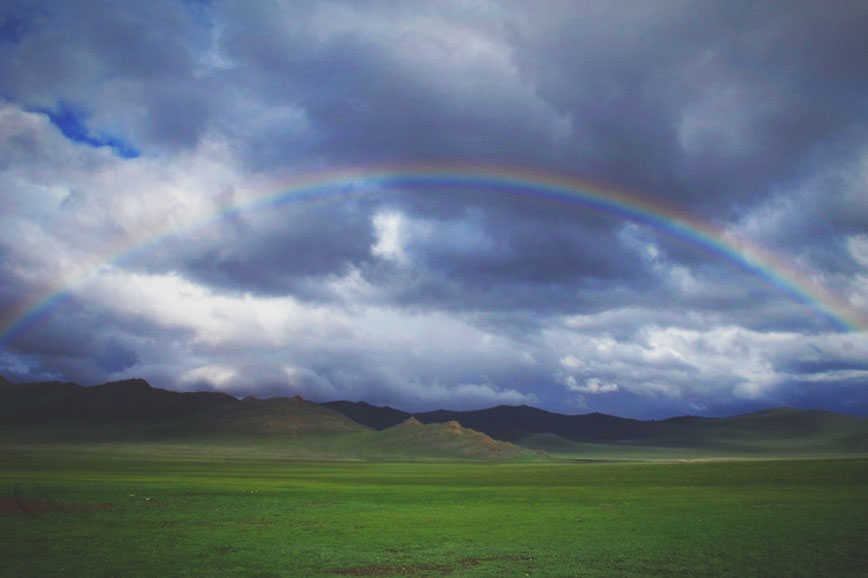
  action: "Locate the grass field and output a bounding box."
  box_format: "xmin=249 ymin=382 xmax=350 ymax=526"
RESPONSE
xmin=1 ymin=445 xmax=866 ymax=576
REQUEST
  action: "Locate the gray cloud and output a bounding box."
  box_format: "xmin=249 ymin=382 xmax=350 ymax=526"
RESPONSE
xmin=0 ymin=1 xmax=866 ymax=417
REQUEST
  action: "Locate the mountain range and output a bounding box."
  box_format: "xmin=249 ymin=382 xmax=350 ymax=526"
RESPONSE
xmin=323 ymin=400 xmax=868 ymax=453
xmin=2 ymin=376 xmax=866 ymax=458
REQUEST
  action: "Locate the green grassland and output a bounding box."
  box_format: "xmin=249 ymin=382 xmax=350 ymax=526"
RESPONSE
xmin=1 ymin=443 xmax=866 ymax=576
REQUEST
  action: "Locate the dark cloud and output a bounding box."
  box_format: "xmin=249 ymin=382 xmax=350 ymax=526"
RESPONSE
xmin=177 ymin=200 xmax=377 ymax=296
xmin=216 ymin=1 xmax=571 ymax=168
xmin=0 ymin=0 xmax=216 ymax=152
xmin=0 ymin=1 xmax=866 ymax=417
xmin=511 ymin=1 xmax=868 ymax=213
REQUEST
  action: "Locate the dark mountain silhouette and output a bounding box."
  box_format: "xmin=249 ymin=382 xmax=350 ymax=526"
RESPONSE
xmin=191 ymin=395 xmax=363 ymax=435
xmin=321 ymin=400 xmax=411 ymax=429
xmin=2 ymin=376 xmax=865 ymax=455
xmin=0 ymin=378 xmax=237 ymax=426
xmin=415 ymin=405 xmax=652 ymax=442
xmin=322 ymin=402 xmax=654 ymax=441
xmin=0 ymin=378 xmax=360 ymax=439
xmin=0 ymin=377 xmax=531 ymax=459
xmin=649 ymin=407 xmax=868 ymax=452
xmin=324 ymin=401 xmax=868 ymax=453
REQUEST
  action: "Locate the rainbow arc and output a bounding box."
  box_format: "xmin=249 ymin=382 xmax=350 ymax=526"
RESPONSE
xmin=1 ymin=164 xmax=863 ymax=342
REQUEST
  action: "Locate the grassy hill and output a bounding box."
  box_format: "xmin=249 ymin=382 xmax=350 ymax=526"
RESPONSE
xmin=371 ymin=417 xmax=538 ymax=460
xmin=189 ymin=395 xmax=363 ymax=435
xmin=416 ymin=405 xmax=650 ymax=442
xmin=0 ymin=379 xmax=237 ymax=429
xmin=650 ymin=407 xmax=868 ymax=453
xmin=322 ymin=402 xmax=657 ymax=441
xmin=324 ymin=400 xmax=868 ymax=456
xmin=0 ymin=378 xmax=368 ymax=445
xmin=0 ymin=378 xmax=532 ymax=460
xmin=3 ymin=376 xmax=865 ymax=458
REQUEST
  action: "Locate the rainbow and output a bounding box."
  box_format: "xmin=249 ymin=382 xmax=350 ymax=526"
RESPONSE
xmin=0 ymin=163 xmax=864 ymax=342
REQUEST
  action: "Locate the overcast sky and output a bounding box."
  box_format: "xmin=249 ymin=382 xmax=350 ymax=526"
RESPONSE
xmin=1 ymin=0 xmax=867 ymax=418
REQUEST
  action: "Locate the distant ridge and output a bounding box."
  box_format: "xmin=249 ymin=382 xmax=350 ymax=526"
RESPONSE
xmin=416 ymin=405 xmax=649 ymax=442
xmin=0 ymin=377 xmax=534 ymax=460
xmin=0 ymin=377 xmax=360 ymax=438
xmin=321 ymin=400 xmax=411 ymax=429
xmin=0 ymin=378 xmax=237 ymax=427
xmin=192 ymin=395 xmax=362 ymax=435
xmin=322 ymin=401 xmax=650 ymax=441
xmin=324 ymin=400 xmax=868 ymax=454
xmin=2 ymin=376 xmax=866 ymax=456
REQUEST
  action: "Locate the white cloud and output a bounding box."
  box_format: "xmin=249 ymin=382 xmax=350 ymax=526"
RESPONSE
xmin=180 ymin=364 xmax=238 ymax=389
xmin=56 ymin=260 xmax=543 ymax=407
xmin=848 ymin=235 xmax=868 ymax=269
xmin=371 ymin=211 xmax=409 ymax=264
xmin=282 ymin=365 xmax=338 ymax=398
xmin=547 ymin=313 xmax=868 ymax=405
xmin=80 ymin=269 xmax=349 ymax=348
xmin=371 ymin=208 xmax=497 ymax=267
xmin=0 ymin=102 xmax=248 ymax=292
xmin=366 ymin=366 xmax=537 ymax=410
xmin=562 ymin=375 xmax=619 ymax=394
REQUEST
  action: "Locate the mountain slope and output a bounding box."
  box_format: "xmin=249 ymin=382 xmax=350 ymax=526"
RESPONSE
xmin=192 ymin=395 xmax=364 ymax=435
xmin=3 ymin=377 xmax=865 ymax=456
xmin=324 ymin=401 xmax=868 ymax=454
xmin=0 ymin=378 xmax=362 ymax=439
xmin=653 ymin=407 xmax=868 ymax=452
xmin=415 ymin=405 xmax=651 ymax=442
xmin=324 ymin=402 xmax=655 ymax=442
xmin=373 ymin=418 xmax=538 ymax=460
xmin=0 ymin=378 xmax=238 ymax=426
xmin=321 ymin=400 xmax=411 ymax=430
xmin=0 ymin=378 xmax=533 ymax=460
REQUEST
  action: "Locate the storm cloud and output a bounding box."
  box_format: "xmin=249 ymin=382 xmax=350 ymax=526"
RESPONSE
xmin=0 ymin=0 xmax=866 ymax=417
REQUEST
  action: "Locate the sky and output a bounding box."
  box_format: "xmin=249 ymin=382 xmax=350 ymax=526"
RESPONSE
xmin=0 ymin=0 xmax=867 ymax=418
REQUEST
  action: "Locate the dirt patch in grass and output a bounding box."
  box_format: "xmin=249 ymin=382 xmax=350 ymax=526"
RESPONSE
xmin=0 ymin=485 xmax=119 ymax=518
xmin=331 ymin=555 xmax=530 ymax=576
xmin=331 ymin=563 xmax=453 ymax=576
xmin=0 ymin=495 xmax=118 ymax=516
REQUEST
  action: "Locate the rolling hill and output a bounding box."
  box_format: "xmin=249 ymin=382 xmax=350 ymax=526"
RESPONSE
xmin=372 ymin=417 xmax=537 ymax=460
xmin=0 ymin=377 xmax=533 ymax=460
xmin=2 ymin=376 xmax=865 ymax=457
xmin=0 ymin=378 xmax=364 ymax=440
xmin=322 ymin=401 xmax=653 ymax=442
xmin=321 ymin=400 xmax=412 ymax=430
xmin=324 ymin=401 xmax=868 ymax=455
xmin=0 ymin=378 xmax=237 ymax=427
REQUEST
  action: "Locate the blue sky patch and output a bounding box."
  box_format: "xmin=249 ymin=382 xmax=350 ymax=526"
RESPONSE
xmin=39 ymin=101 xmax=140 ymax=159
